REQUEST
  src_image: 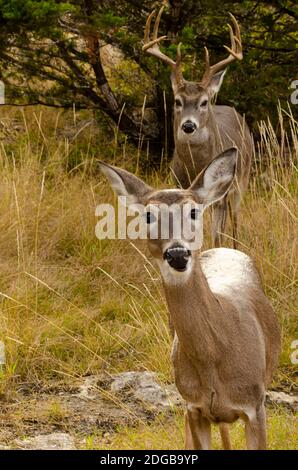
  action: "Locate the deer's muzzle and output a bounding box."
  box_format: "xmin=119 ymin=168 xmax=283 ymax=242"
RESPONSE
xmin=164 ymin=246 xmax=191 ymax=271
xmin=182 ymin=120 xmax=197 ymax=134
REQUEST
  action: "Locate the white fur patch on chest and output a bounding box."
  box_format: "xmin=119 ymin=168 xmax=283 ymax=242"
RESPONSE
xmin=200 ymin=248 xmax=259 ymax=296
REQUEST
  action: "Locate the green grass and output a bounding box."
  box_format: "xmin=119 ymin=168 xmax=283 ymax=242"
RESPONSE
xmin=82 ymin=408 xmax=297 ymax=450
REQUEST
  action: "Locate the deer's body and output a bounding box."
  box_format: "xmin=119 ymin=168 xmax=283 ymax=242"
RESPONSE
xmin=143 ymin=8 xmax=253 ymax=247
xmin=172 ymin=104 xmax=252 ymax=191
xmin=166 ymin=248 xmax=280 ymax=432
xmin=100 ymin=148 xmax=281 ymax=449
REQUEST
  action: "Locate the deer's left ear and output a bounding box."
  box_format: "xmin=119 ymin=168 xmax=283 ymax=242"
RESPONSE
xmin=206 ymin=69 xmax=226 ymax=97
xmin=99 ymin=161 xmax=152 ymax=205
xmin=190 ymin=147 xmax=237 ymax=207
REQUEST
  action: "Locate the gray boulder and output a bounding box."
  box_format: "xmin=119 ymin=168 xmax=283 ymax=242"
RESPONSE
xmin=15 ymin=432 xmax=76 ymax=450
xmin=110 ymin=371 xmax=183 ymax=410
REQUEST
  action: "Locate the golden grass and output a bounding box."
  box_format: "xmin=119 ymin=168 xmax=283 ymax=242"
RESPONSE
xmin=0 ymin=103 xmax=297 ymax=448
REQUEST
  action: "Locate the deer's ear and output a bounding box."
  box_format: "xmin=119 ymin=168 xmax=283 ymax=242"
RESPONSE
xmin=190 ymin=148 xmax=237 ymax=207
xmin=99 ymin=161 xmax=152 ymax=204
xmin=206 ymin=69 xmax=226 ymax=97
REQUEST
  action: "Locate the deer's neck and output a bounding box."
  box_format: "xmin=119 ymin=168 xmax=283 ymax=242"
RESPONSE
xmin=162 ymin=255 xmax=228 ymax=362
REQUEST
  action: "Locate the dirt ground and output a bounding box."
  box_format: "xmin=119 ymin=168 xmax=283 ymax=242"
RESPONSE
xmin=0 ymin=371 xmax=297 ymax=450
xmin=0 ymin=372 xmax=182 ymax=449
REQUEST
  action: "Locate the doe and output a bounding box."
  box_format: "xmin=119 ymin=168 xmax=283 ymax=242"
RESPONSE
xmin=99 ymin=148 xmax=280 ymax=450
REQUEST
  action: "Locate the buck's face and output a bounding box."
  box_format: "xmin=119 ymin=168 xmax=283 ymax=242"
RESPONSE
xmin=174 ymin=83 xmax=210 ymax=143
xmin=99 ymin=147 xmax=237 ymax=283
xmin=172 ymin=72 xmax=226 ymax=145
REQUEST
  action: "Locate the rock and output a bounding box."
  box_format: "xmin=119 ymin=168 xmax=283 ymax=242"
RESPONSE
xmin=266 ymin=391 xmax=298 ymax=411
xmin=15 ymin=432 xmax=76 ymax=450
xmin=110 ymin=371 xmax=183 ymax=410
xmin=76 ymin=375 xmax=99 ymax=400
xmin=0 ymin=444 xmax=10 ymax=450
xmin=100 ymin=44 xmax=123 ymax=69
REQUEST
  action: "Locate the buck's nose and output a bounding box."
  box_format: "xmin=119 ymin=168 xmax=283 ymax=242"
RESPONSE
xmin=164 ymin=246 xmax=191 ymax=271
xmin=182 ymin=120 xmax=197 ymax=134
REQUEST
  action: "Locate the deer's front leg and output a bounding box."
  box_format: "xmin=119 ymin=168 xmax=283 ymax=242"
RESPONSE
xmin=244 ymin=401 xmax=267 ymax=450
xmin=185 ymin=405 xmax=211 ymax=450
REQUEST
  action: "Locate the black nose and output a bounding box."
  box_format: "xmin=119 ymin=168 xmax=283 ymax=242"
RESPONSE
xmin=163 ymin=246 xmax=191 ymax=271
xmin=182 ymin=120 xmax=197 ymax=134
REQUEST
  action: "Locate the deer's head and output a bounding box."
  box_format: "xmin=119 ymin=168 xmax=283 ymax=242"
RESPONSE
xmin=143 ymin=7 xmax=242 ymax=143
xmin=99 ymin=148 xmax=237 ymax=284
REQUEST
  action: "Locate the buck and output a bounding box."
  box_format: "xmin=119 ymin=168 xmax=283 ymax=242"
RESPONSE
xmin=143 ymin=7 xmax=253 ymax=248
xmin=99 ymin=148 xmax=280 ymax=450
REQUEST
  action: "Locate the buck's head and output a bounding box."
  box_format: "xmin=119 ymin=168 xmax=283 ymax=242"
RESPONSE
xmin=99 ymin=148 xmax=237 ymax=283
xmin=143 ymin=7 xmax=242 ymax=143
xmin=172 ymin=79 xmax=225 ymax=144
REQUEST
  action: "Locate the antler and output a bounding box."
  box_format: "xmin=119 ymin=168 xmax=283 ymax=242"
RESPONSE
xmin=142 ymin=6 xmax=184 ymax=88
xmin=200 ymin=13 xmax=243 ymax=87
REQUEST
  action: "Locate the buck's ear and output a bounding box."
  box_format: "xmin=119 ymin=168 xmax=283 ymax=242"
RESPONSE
xmin=207 ymin=69 xmax=226 ymax=97
xmin=99 ymin=161 xmax=152 ymax=204
xmin=190 ymin=148 xmax=237 ymax=207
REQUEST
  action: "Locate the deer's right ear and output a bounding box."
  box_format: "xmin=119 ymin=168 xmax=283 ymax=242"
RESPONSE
xmin=190 ymin=148 xmax=237 ymax=207
xmin=99 ymin=161 xmax=152 ymax=204
xmin=206 ymin=69 xmax=226 ymax=97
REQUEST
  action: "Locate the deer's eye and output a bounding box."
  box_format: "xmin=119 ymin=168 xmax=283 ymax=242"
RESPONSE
xmin=190 ymin=208 xmax=200 ymax=220
xmin=200 ymin=100 xmax=208 ymax=108
xmin=175 ymin=98 xmax=182 ymax=107
xmin=145 ymin=212 xmax=156 ymax=224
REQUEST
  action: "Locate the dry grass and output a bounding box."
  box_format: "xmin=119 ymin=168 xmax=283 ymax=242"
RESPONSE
xmin=0 ymin=103 xmax=297 ymax=447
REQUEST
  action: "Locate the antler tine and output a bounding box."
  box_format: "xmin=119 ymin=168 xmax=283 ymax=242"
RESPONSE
xmin=142 ymin=7 xmax=184 ymax=86
xmin=176 ymin=42 xmax=182 ymax=67
xmin=142 ymin=8 xmax=168 ymax=53
xmin=204 ymin=46 xmax=210 ymax=70
xmin=228 ymin=23 xmax=236 ymax=52
xmin=200 ymin=13 xmax=243 ymax=87
xmin=153 ymin=6 xmax=163 ymax=42
xmin=229 ymin=13 xmax=241 ymax=42
xmin=224 ymin=13 xmax=243 ymax=60
xmin=143 ymin=9 xmax=155 ymax=45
